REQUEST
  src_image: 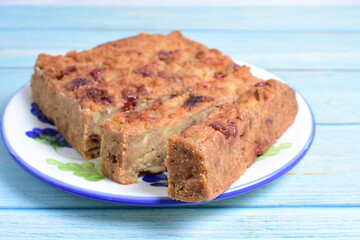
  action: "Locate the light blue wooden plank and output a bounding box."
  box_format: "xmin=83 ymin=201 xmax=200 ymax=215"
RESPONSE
xmin=274 ymin=70 xmax=360 ymax=124
xmin=0 ymin=124 xmax=359 ymax=208
xmin=1 ymin=30 xmax=360 ymax=69
xmin=0 ymin=71 xmax=31 ymax=115
xmin=0 ymin=5 xmax=358 ymax=239
xmin=1 ymin=69 xmax=358 ymax=124
xmin=1 ymin=6 xmax=360 ymax=31
xmin=0 ymin=208 xmax=359 ymax=239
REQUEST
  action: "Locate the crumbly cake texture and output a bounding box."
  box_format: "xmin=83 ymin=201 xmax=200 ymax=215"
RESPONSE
xmin=31 ymin=31 xmax=236 ymax=159
xmin=100 ymin=66 xmax=261 ymax=184
xmin=165 ymin=80 xmax=298 ymax=202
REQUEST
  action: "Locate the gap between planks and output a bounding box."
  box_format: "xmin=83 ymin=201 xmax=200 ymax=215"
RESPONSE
xmin=2 ymin=27 xmax=360 ymax=34
xmin=0 ymin=204 xmax=360 ymax=210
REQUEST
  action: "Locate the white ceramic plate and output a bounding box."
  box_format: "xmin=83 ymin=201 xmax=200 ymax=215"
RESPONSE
xmin=1 ymin=61 xmax=315 ymax=206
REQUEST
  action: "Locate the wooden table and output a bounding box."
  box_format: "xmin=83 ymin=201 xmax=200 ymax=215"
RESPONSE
xmin=0 ymin=6 xmax=359 ymax=239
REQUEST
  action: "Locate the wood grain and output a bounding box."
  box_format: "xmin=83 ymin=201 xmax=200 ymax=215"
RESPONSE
xmin=0 ymin=6 xmax=359 ymax=239
xmin=1 ymin=6 xmax=360 ymax=31
xmin=0 ymin=208 xmax=359 ymax=239
xmin=1 ymin=30 xmax=359 ymax=69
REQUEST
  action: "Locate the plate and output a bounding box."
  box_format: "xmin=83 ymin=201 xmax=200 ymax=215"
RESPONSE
xmin=1 ymin=61 xmax=315 ymax=206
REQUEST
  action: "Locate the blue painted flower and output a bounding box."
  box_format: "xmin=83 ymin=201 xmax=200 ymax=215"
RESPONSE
xmin=30 ymin=103 xmax=54 ymax=125
xmin=26 ymin=128 xmax=71 ymax=149
xmin=142 ymin=172 xmax=168 ymax=187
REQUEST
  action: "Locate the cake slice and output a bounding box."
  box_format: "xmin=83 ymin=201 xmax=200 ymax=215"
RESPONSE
xmin=31 ymin=31 xmax=236 ymax=159
xmin=165 ymin=80 xmax=298 ymax=202
xmin=100 ymin=66 xmax=261 ymax=184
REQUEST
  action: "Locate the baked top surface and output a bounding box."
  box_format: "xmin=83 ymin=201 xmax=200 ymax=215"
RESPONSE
xmin=35 ymin=31 xmax=237 ymax=112
xmin=178 ymin=80 xmax=297 ymax=143
xmin=105 ymin=67 xmax=260 ymax=133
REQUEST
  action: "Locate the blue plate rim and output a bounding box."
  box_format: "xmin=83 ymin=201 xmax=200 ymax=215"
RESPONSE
xmin=1 ymin=81 xmax=315 ymax=207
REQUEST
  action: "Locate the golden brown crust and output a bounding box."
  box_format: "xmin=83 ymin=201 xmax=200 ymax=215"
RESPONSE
xmin=31 ymin=31 xmax=241 ymax=159
xmin=165 ymin=80 xmax=298 ymax=202
xmin=35 ymin=31 xmax=236 ymax=112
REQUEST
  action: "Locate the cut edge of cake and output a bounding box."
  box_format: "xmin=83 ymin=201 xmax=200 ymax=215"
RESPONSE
xmin=165 ymin=80 xmax=298 ymax=202
xmin=100 ymin=69 xmax=261 ymax=184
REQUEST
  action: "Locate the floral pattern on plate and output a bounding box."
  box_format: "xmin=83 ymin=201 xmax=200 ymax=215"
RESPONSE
xmin=25 ymin=103 xmax=293 ymax=186
xmin=30 ymin=103 xmax=54 ymax=125
xmin=46 ymin=159 xmax=105 ymax=182
xmin=26 ymin=127 xmax=71 ymax=149
xmin=141 ymin=172 xmax=168 ymax=187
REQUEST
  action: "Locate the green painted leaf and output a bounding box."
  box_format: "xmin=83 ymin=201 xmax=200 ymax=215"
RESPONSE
xmin=82 ymin=162 xmax=96 ymax=171
xmin=278 ymin=142 xmax=292 ymax=149
xmin=58 ymin=166 xmax=74 ymax=171
xmin=66 ymin=162 xmax=82 ymax=170
xmin=256 ymin=142 xmax=292 ymax=161
xmin=73 ymin=171 xmax=85 ymax=177
xmin=46 ymin=159 xmax=63 ymax=165
xmin=38 ymin=133 xmax=69 ymax=148
xmin=266 ymin=149 xmax=280 ymax=156
xmin=264 ymin=146 xmax=279 ymax=156
xmin=256 ymin=155 xmax=266 ymax=161
xmin=45 ymin=158 xmax=105 ymax=182
xmin=85 ymin=176 xmax=106 ymax=182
